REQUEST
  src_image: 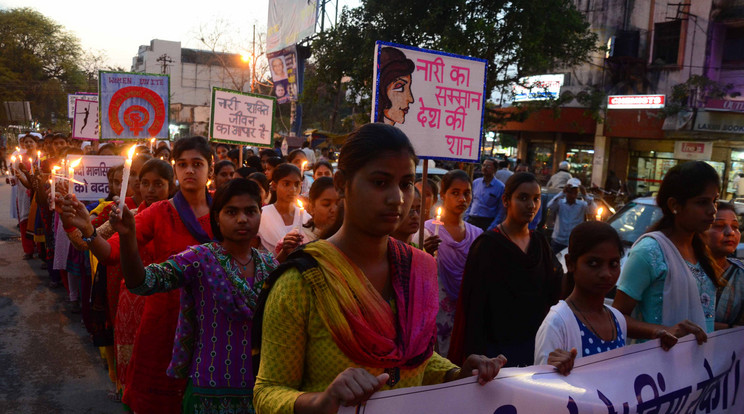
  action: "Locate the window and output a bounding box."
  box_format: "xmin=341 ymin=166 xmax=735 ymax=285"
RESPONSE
xmin=652 ymin=20 xmax=682 ymax=65
xmin=723 ymin=26 xmax=744 ymax=64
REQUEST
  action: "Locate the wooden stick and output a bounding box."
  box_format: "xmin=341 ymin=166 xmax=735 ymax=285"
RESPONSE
xmin=417 ymin=161 xmax=428 ymax=249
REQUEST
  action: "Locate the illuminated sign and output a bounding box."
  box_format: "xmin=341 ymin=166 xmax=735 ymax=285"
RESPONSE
xmin=512 ymin=74 xmax=564 ymax=102
xmin=607 ymin=94 xmax=665 ymax=109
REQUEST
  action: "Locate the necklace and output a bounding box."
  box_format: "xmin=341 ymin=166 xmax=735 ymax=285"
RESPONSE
xmin=567 ymin=298 xmax=616 ymax=341
xmin=232 ymin=254 xmax=254 ymax=271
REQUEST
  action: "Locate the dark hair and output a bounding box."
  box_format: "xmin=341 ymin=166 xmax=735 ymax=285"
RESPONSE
xmin=153 ymin=146 xmax=171 ymax=159
xmin=210 ymin=179 xmax=262 ymax=242
xmin=216 ymin=143 xmax=230 ymax=152
xmin=309 ymin=176 xmax=335 ymax=204
xmin=377 ymin=47 xmax=415 ymax=122
xmin=503 ymin=172 xmax=539 ymax=201
xmin=172 ymin=136 xmax=213 ymax=167
xmin=133 ymin=153 xmax=153 ymax=167
xmin=287 ymin=149 xmax=306 ymax=163
xmin=214 ymin=160 xmax=236 ymax=176
xmin=259 ymin=149 xmax=277 ymax=159
xmin=246 ymin=155 xmax=262 ymax=171
xmin=651 ymin=161 xmax=722 ymax=287
xmin=98 ymin=143 xmax=115 ymax=155
xmin=301 ymin=141 xmax=310 ymax=148
xmin=227 ymin=148 xmax=240 ymax=161
xmin=717 ymin=201 xmax=736 ymax=214
xmin=236 ymin=167 xmax=256 ymax=178
xmin=415 ymin=178 xmax=439 ymax=202
xmin=562 ymin=221 xmax=624 ymax=298
xmin=271 ymin=163 xmax=302 ymax=184
xmin=106 ymin=164 xmax=125 ymax=201
xmin=266 ymin=157 xmax=284 ymax=169
xmin=248 ymin=172 xmax=270 ymax=194
xmin=499 ymin=160 xmax=509 ymax=169
xmin=440 ymin=169 xmax=471 ymax=194
xmin=313 ymin=160 xmax=333 ymax=174
xmin=338 ymin=123 xmax=417 ymax=183
xmin=139 ymin=158 xmax=175 ymax=186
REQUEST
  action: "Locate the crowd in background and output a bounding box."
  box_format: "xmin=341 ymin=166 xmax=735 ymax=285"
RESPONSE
xmin=4 ymin=125 xmax=744 ymax=414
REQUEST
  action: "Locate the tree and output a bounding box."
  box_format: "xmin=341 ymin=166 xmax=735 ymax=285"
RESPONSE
xmin=304 ymin=0 xmax=598 ymax=130
xmin=0 ymin=7 xmax=88 ymax=128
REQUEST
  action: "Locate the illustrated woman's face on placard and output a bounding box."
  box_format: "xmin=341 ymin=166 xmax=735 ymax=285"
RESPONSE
xmin=384 ymin=75 xmax=414 ymax=125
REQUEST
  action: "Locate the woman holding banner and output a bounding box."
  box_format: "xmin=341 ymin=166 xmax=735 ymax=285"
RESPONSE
xmin=613 ymin=161 xmax=717 ymax=345
xmin=59 ymin=136 xmax=215 ymax=414
xmin=252 ymin=123 xmax=505 ymax=414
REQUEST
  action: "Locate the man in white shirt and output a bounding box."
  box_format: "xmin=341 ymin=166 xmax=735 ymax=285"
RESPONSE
xmin=547 ymin=178 xmax=596 ymax=253
xmin=300 ymin=141 xmax=316 ymax=165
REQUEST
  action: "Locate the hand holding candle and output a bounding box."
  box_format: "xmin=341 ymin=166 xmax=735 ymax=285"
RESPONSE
xmin=119 ymin=145 xmax=136 ymax=211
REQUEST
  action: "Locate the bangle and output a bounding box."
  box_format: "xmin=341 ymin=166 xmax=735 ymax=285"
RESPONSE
xmin=81 ymin=227 xmax=97 ymax=244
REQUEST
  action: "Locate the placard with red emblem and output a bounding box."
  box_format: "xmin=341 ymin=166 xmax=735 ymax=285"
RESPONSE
xmin=99 ymin=71 xmax=170 ymax=140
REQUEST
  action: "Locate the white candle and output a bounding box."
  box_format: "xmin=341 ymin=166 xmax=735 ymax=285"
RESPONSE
xmin=295 ymin=199 xmax=304 ymax=232
xmin=10 ymin=156 xmax=15 ymax=178
xmin=150 ymin=138 xmax=156 ymax=153
xmin=37 ymin=150 xmax=41 ymax=171
xmin=119 ymin=146 xmax=136 ymax=211
xmin=50 ymin=166 xmax=60 ymax=210
xmin=49 ymin=179 xmax=55 ymax=210
xmin=68 ymin=158 xmax=82 ymax=194
xmin=434 ymin=207 xmax=442 ymax=237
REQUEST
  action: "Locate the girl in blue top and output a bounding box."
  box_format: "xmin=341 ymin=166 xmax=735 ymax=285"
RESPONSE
xmin=613 ymin=161 xmax=721 ymax=345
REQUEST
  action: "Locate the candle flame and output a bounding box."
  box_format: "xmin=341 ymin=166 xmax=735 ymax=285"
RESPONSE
xmin=127 ymin=145 xmax=136 ymax=160
xmin=596 ymin=207 xmax=604 ymax=220
xmin=52 ymin=165 xmax=61 ymax=172
xmin=297 ymin=199 xmax=303 ymax=209
xmin=18 ymin=155 xmax=23 ymax=163
xmin=436 ymin=207 xmax=442 ymax=217
xmin=37 ymin=150 xmax=41 ymax=157
xmin=171 ymin=160 xmax=175 ymax=166
xmin=11 ymin=156 xmax=15 ymax=162
xmin=15 ymin=146 xmax=20 ymax=152
xmin=150 ymin=138 xmax=156 ymax=144
xmin=206 ymin=180 xmax=212 ymax=187
xmin=70 ymin=157 xmax=82 ymax=168
xmin=301 ymin=160 xmax=308 ymax=171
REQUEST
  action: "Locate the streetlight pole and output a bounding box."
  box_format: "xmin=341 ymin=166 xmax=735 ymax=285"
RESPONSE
xmin=251 ymin=25 xmax=256 ymax=93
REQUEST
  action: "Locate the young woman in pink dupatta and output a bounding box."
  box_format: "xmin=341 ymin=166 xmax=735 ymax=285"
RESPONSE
xmin=252 ymin=123 xmax=506 ymax=414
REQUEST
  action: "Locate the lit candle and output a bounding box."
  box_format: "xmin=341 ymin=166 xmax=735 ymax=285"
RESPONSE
xmin=206 ymin=179 xmax=212 ymax=189
xmin=434 ymin=207 xmax=443 ymax=237
xmin=150 ymin=138 xmax=156 ymax=153
xmin=119 ymin=146 xmax=136 ymax=211
xmin=50 ymin=166 xmax=60 ymax=210
xmin=295 ymin=199 xmax=304 ymax=232
xmin=596 ymin=207 xmax=604 ymax=221
xmin=37 ymin=150 xmax=41 ymax=171
xmin=68 ymin=158 xmax=82 ymax=195
xmin=301 ymin=160 xmax=308 ymax=172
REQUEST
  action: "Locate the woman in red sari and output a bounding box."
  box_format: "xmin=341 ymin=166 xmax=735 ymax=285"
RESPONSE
xmin=60 ymin=136 xmax=214 ymax=414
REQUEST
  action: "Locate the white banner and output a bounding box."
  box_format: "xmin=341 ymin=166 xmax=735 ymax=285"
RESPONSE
xmin=371 ymin=41 xmax=487 ymax=162
xmin=67 ymin=155 xmax=125 ymax=201
xmin=341 ymin=327 xmax=744 ymax=414
xmin=266 ymin=0 xmax=318 ymax=53
xmin=72 ymin=99 xmax=99 ymax=140
xmin=210 ymin=88 xmax=275 ymax=147
xmin=67 ymin=93 xmax=97 ymax=119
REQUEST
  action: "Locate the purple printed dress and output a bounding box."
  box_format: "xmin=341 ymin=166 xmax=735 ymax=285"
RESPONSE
xmin=424 ymin=220 xmax=482 ymax=357
xmin=130 ymin=242 xmax=278 ymax=414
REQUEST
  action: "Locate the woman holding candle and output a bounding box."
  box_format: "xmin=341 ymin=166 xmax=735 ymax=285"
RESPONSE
xmin=59 ymin=136 xmax=215 ymax=414
xmin=423 ymin=170 xmax=482 ymax=357
xmin=257 ymin=163 xmax=311 ymax=255
xmin=287 ymin=149 xmax=313 ymax=199
xmin=111 ymin=178 xmax=277 ymax=413
xmin=252 ymin=123 xmax=505 ymax=414
xmin=449 ymin=172 xmax=563 ymax=367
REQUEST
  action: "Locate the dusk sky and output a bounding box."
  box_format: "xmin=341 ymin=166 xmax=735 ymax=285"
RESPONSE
xmin=0 ymin=0 xmax=355 ymax=69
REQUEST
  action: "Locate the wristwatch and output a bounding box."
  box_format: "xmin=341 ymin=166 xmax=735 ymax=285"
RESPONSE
xmin=81 ymin=227 xmax=97 ymax=243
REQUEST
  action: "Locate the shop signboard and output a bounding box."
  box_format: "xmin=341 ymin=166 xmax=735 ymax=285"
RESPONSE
xmin=693 ymin=111 xmax=744 ymax=134
xmin=607 ymin=94 xmax=665 ymax=109
xmin=704 ymin=99 xmax=744 ymax=113
xmin=674 ymin=141 xmax=713 ymax=161
xmin=512 ymin=74 xmax=564 ymax=102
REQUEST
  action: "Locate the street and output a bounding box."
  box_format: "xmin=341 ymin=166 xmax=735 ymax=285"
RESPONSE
xmin=0 ymin=180 xmax=125 ymax=413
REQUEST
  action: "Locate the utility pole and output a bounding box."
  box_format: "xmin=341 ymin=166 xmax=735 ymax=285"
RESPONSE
xmin=252 ymin=25 xmax=256 ymax=93
xmin=156 ymin=53 xmax=174 ymax=74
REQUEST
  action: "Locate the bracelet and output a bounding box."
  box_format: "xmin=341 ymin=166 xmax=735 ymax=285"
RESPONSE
xmin=81 ymin=227 xmax=97 ymax=244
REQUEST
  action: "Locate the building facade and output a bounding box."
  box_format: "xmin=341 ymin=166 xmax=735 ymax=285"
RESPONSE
xmin=498 ymin=0 xmax=744 ymax=198
xmin=131 ymin=39 xmax=251 ymax=138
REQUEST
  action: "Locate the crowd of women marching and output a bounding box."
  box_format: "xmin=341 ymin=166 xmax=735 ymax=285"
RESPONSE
xmin=7 ymin=123 xmax=744 ymax=413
